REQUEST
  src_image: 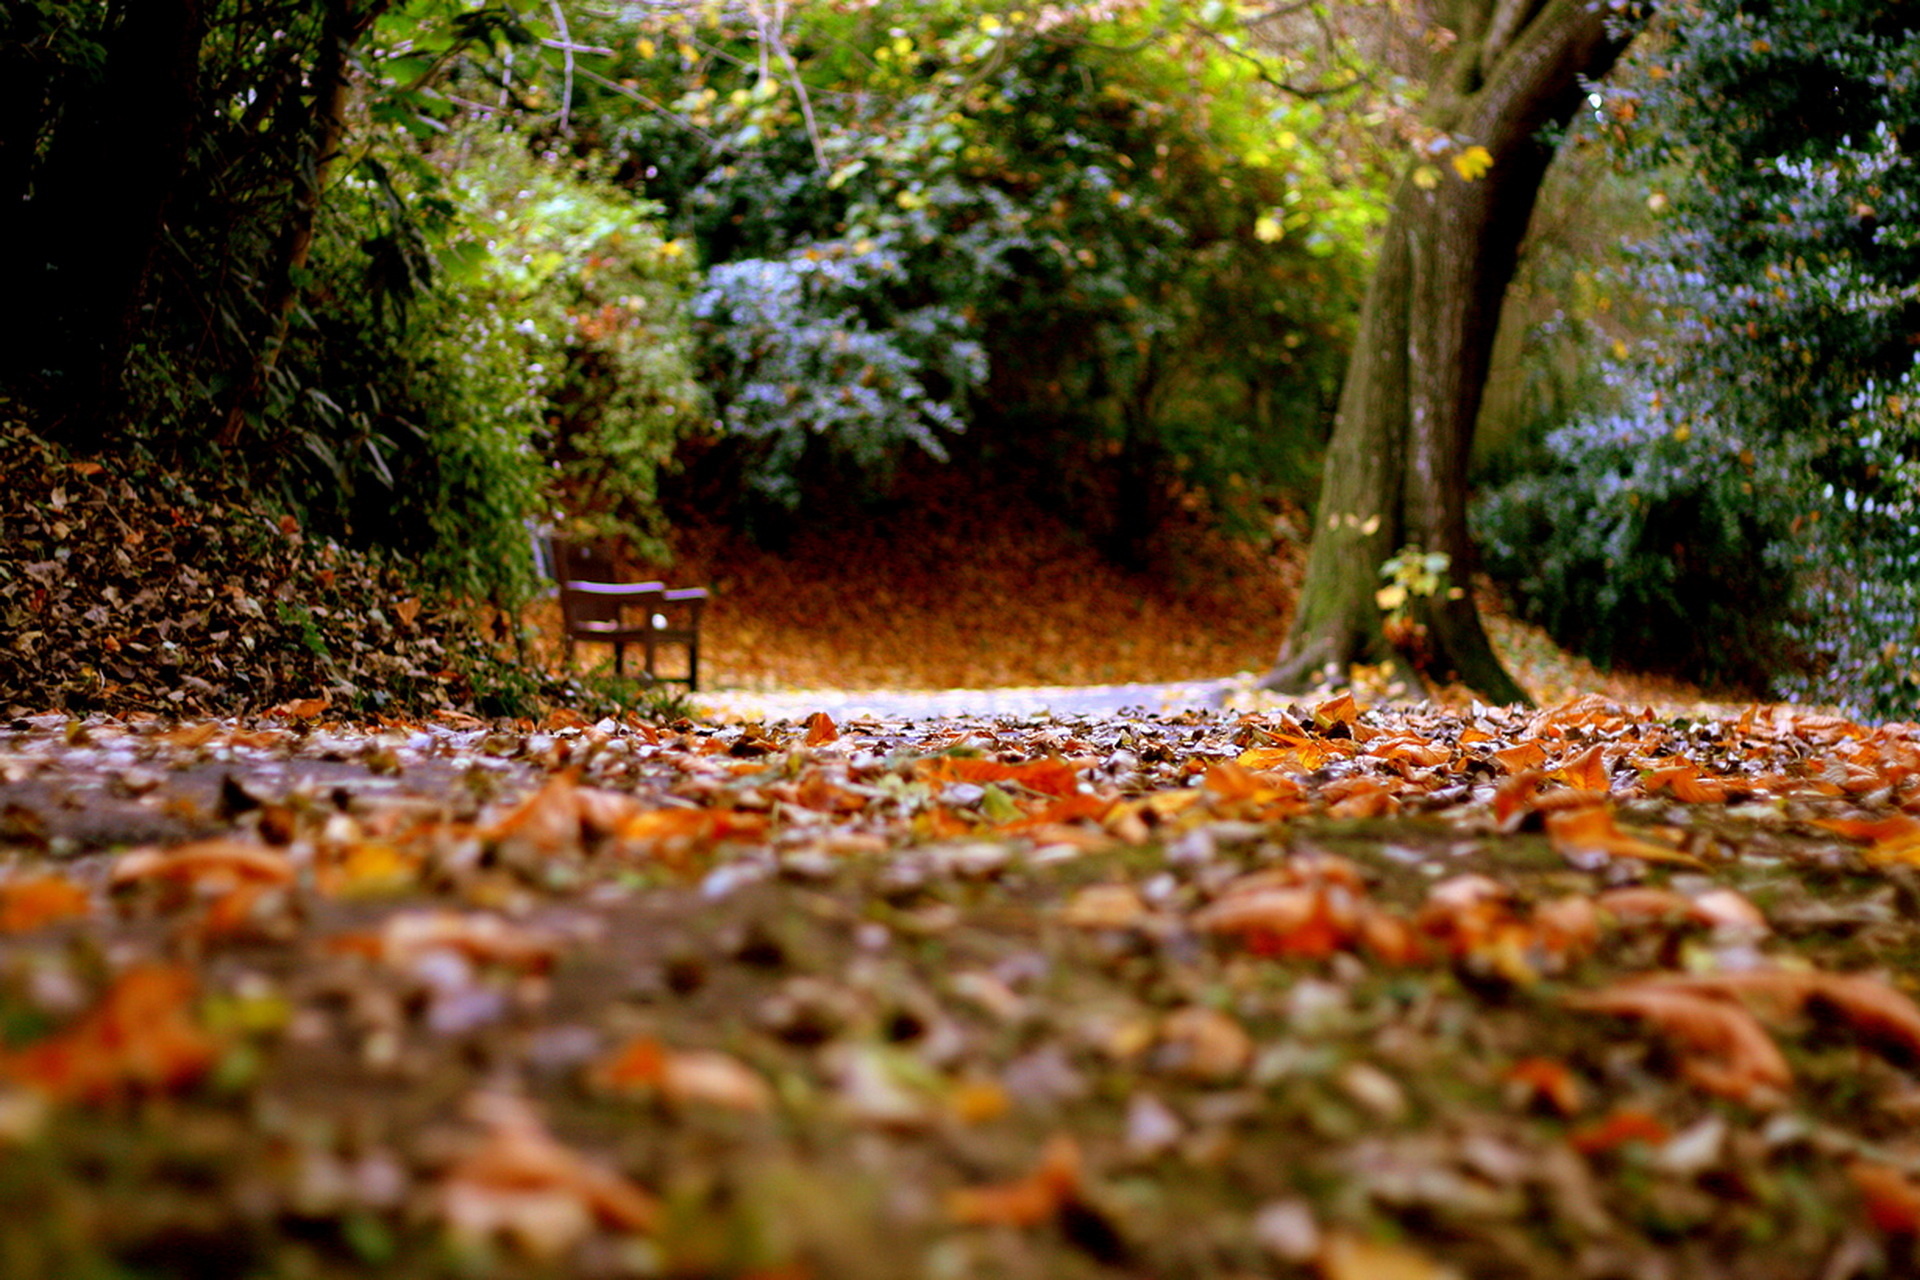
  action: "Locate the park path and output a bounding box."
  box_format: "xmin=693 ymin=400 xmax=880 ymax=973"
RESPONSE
xmin=699 ymin=677 xmax=1241 ymax=722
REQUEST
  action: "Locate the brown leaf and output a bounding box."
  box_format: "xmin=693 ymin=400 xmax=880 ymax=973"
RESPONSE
xmin=594 ymin=1037 xmax=774 ymax=1112
xmin=1567 ymin=983 xmax=1790 ymax=1102
xmin=4 ymin=965 xmax=220 ymax=1104
xmin=946 ymin=1133 xmax=1082 ymax=1227
xmin=1849 ymin=1161 xmax=1920 ymax=1234
xmin=111 ymin=838 xmax=296 ymax=891
xmin=439 ymin=1092 xmax=657 ymax=1259
xmin=803 ymin=711 xmax=839 ymax=746
xmin=1546 ymin=806 xmax=1706 ymax=869
xmin=0 ymin=875 xmax=91 ymax=933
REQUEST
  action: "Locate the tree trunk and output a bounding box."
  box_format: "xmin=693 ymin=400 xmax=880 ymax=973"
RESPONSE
xmin=1264 ymin=0 xmax=1632 ymax=704
xmin=218 ymin=0 xmax=384 ymax=449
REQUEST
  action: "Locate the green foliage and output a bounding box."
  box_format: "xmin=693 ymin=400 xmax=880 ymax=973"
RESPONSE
xmin=5 ymin=0 xmax=705 ymax=612
xmin=1477 ymin=0 xmax=1920 ymax=718
xmin=440 ymin=132 xmax=707 ymax=558
xmin=1474 ymin=400 xmax=1792 ymax=689
xmin=567 ymin=0 xmax=1377 ymax=531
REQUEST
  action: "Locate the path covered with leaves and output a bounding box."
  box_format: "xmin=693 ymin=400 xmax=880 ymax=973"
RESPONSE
xmin=1 ymin=693 xmax=1919 ymax=1278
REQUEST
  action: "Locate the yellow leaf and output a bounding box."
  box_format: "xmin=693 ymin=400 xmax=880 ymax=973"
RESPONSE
xmin=1254 ymin=213 xmax=1285 ymax=243
xmin=1412 ymin=165 xmax=1441 ymax=190
xmin=1451 ymin=145 xmax=1493 ymax=181
xmin=1319 ymin=1231 xmax=1462 ymax=1280
xmin=1375 ymin=584 xmax=1408 ymax=612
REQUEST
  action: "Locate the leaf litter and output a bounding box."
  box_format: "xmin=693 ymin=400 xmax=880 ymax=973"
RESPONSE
xmin=0 ymin=693 xmax=1918 ymax=1277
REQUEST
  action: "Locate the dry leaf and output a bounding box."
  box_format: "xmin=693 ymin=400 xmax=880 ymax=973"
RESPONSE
xmin=111 ymin=838 xmax=296 ymax=891
xmin=4 ymin=965 xmax=220 ymax=1104
xmin=594 ymin=1037 xmax=773 ymax=1112
xmin=1503 ymin=1057 xmax=1585 ymax=1117
xmin=1546 ymin=806 xmax=1706 ymax=869
xmin=1569 ymin=1107 xmax=1671 ymax=1155
xmin=1567 ymin=983 xmax=1789 ymax=1102
xmin=0 ymin=875 xmax=91 ymax=933
xmin=1059 ymin=884 xmax=1149 ymax=930
xmin=1849 ymin=1161 xmax=1920 ymax=1234
xmin=803 ymin=711 xmax=839 ymax=746
xmin=1317 ymin=1230 xmax=1461 ymax=1280
xmin=439 ymin=1092 xmax=657 ymax=1259
xmin=946 ymin=1133 xmax=1082 ymax=1227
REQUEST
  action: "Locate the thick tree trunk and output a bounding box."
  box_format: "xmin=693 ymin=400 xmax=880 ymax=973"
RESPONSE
xmin=1264 ymin=0 xmax=1631 ymax=704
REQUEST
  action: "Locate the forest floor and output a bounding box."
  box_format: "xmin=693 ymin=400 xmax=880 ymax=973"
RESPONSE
xmin=7 ymin=442 xmax=1920 ymax=1279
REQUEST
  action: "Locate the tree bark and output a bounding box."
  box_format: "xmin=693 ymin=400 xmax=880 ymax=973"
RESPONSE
xmin=218 ymin=0 xmax=385 ymax=449
xmin=1264 ymin=0 xmax=1631 ymax=704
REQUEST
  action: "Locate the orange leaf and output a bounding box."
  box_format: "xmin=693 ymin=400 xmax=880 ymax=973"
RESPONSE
xmin=5 ymin=965 xmax=220 ymax=1104
xmin=1546 ymin=806 xmax=1706 ymax=868
xmin=1491 ymin=742 xmax=1549 ymax=775
xmin=1492 ymin=770 xmax=1544 ymax=828
xmin=1502 ymin=1057 xmax=1585 ymax=1117
xmin=1317 ymin=1231 xmax=1458 ymax=1280
xmin=440 ymin=1092 xmax=658 ymax=1258
xmin=1237 ymin=744 xmax=1329 ymax=773
xmin=485 ymin=774 xmax=587 ymax=857
xmin=925 ymin=757 xmax=1084 ymax=798
xmin=1850 ymin=1161 xmax=1920 ymax=1234
xmin=595 ymin=1037 xmax=773 ymax=1112
xmin=1567 ymin=983 xmax=1789 ymax=1101
xmin=1654 ymin=969 xmax=1920 ymax=1068
xmin=1641 ymin=764 xmax=1729 ymax=803
xmin=1570 ymin=1107 xmax=1671 ymax=1155
xmin=269 ymin=693 xmax=330 ymax=720
xmin=803 ymin=712 xmax=839 ymax=746
xmin=946 ymin=1134 xmax=1082 ymax=1227
xmin=0 ymin=876 xmax=91 ymax=933
xmin=342 ymin=909 xmax=558 ymax=973
xmin=1551 ymin=743 xmax=1611 ymax=792
xmin=111 ymin=839 xmax=296 ymax=891
xmin=1815 ymin=814 xmax=1920 ymax=866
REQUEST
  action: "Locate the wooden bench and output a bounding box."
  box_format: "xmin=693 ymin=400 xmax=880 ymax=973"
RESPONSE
xmin=533 ymin=533 xmax=709 ymax=690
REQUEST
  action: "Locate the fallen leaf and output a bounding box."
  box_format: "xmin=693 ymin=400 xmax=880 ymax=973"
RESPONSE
xmin=594 ymin=1037 xmax=773 ymax=1112
xmin=0 ymin=875 xmax=91 ymax=932
xmin=946 ymin=1133 xmax=1082 ymax=1227
xmin=1059 ymin=883 xmax=1149 ymax=930
xmin=803 ymin=711 xmax=839 ymax=746
xmin=1567 ymin=982 xmax=1790 ymax=1102
xmin=111 ymin=838 xmax=295 ymax=891
xmin=4 ymin=965 xmax=220 ymax=1103
xmin=1159 ymin=1006 xmax=1253 ymax=1081
xmin=1317 ymin=1230 xmax=1460 ymax=1280
xmin=1546 ymin=806 xmax=1706 ymax=869
xmin=1569 ymin=1107 xmax=1671 ymax=1155
xmin=439 ymin=1092 xmax=657 ymax=1259
xmin=1850 ymin=1161 xmax=1920 ymax=1234
xmin=1815 ymin=814 xmax=1920 ymax=866
xmin=1503 ymin=1057 xmax=1585 ymax=1117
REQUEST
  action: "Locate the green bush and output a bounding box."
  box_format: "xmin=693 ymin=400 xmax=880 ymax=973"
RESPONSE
xmin=1472 ymin=399 xmax=1793 ymax=690
xmin=1476 ymin=0 xmax=1920 ymax=719
xmin=569 ymin=1 xmax=1375 ymax=538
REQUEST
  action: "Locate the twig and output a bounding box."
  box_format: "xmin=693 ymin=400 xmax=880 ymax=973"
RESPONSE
xmin=547 ymin=0 xmax=575 ymax=133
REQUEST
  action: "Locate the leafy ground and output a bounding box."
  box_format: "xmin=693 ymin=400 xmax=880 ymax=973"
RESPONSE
xmin=2 ymin=691 xmax=1920 ymax=1279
